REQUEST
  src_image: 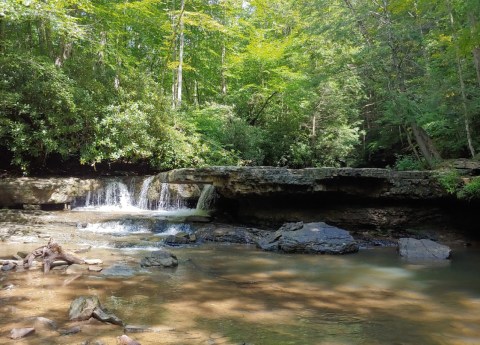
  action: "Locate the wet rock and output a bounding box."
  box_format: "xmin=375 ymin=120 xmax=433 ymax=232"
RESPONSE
xmin=66 ymin=264 xmax=86 ymax=274
xmin=140 ymin=250 xmax=178 ymax=268
xmin=257 ymin=222 xmax=358 ymax=254
xmin=124 ymin=324 xmax=174 ymax=333
xmin=102 ymin=264 xmax=136 ymax=277
xmin=69 ymin=296 xmax=123 ymax=326
xmin=69 ymin=296 xmax=102 ymax=321
xmin=84 ymin=259 xmax=103 ymax=265
xmin=185 ymin=215 xmax=212 ymax=223
xmin=30 ymin=316 xmax=58 ymax=330
xmin=195 ymin=225 xmax=266 ymax=244
xmin=58 ymin=326 xmax=81 ymax=335
xmin=88 ymin=265 xmax=103 ymax=272
xmin=398 ymin=238 xmax=452 ymax=260
xmin=16 ymin=251 xmax=29 ymax=258
xmin=117 ymin=334 xmax=141 ymax=345
xmin=2 ymin=261 xmax=17 ymax=271
xmin=80 ymin=341 xmax=105 ymax=345
xmin=92 ymin=307 xmax=124 ymax=326
xmin=164 ymin=234 xmax=189 ymax=245
xmin=10 ymin=327 xmax=35 ymax=339
xmin=124 ymin=325 xmax=153 ymax=333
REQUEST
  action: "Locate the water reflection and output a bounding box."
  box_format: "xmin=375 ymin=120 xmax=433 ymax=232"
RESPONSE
xmin=1 ymin=243 xmax=480 ymax=344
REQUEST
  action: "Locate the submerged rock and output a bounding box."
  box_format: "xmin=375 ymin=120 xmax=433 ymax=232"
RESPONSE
xmin=102 ymin=264 xmax=136 ymax=277
xmin=29 ymin=316 xmax=58 ymax=330
xmin=140 ymin=250 xmax=178 ymax=268
xmin=117 ymin=334 xmax=142 ymax=345
xmin=398 ymin=238 xmax=451 ymax=260
xmin=257 ymin=222 xmax=358 ymax=254
xmin=58 ymin=326 xmax=82 ymax=335
xmin=10 ymin=327 xmax=35 ymax=339
xmin=195 ymin=225 xmax=266 ymax=244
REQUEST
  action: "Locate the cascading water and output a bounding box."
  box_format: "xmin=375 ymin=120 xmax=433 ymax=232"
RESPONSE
xmin=137 ymin=176 xmax=154 ymax=210
xmin=75 ymin=176 xmax=189 ymax=212
xmin=196 ymin=184 xmax=216 ymax=211
xmin=83 ymin=180 xmax=134 ymax=210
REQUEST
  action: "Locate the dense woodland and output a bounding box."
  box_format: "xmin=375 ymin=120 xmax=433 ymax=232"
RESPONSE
xmin=1 ymin=0 xmax=479 ymax=174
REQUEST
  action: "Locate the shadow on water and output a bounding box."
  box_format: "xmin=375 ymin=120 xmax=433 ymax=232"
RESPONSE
xmin=1 ymin=242 xmax=480 ymax=344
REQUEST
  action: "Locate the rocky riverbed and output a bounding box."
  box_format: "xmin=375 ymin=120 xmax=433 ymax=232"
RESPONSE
xmin=1 ymin=209 xmax=479 ymax=345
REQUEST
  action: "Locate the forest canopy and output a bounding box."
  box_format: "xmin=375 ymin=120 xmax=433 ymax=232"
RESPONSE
xmin=0 ymin=0 xmax=479 ymax=174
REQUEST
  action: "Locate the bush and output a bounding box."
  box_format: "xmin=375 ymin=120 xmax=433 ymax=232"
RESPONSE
xmin=458 ymin=177 xmax=480 ymax=201
xmin=394 ymin=155 xmax=426 ymax=171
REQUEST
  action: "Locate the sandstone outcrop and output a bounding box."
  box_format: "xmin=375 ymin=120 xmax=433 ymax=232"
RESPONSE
xmin=156 ymin=167 xmax=447 ymax=200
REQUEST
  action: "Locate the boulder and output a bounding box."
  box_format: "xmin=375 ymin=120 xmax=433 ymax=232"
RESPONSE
xmin=398 ymin=238 xmax=451 ymax=260
xmin=164 ymin=234 xmax=189 ymax=245
xmin=92 ymin=308 xmax=123 ymax=326
xmin=140 ymin=250 xmax=178 ymax=268
xmin=68 ymin=296 xmax=123 ymax=326
xmin=69 ymin=296 xmax=102 ymax=321
xmin=257 ymin=222 xmax=358 ymax=254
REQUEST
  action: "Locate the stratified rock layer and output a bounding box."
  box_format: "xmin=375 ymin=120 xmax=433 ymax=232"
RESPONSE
xmin=156 ymin=167 xmax=447 ymax=200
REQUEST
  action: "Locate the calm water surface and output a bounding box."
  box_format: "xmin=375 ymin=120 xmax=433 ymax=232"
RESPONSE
xmin=1 ymin=214 xmax=480 ymax=345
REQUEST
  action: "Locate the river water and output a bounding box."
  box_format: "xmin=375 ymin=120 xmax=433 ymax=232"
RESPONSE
xmin=1 ymin=209 xmax=480 ymax=345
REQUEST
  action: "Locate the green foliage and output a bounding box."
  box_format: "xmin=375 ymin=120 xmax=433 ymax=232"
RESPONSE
xmin=394 ymin=155 xmax=426 ymax=171
xmin=436 ymin=170 xmax=462 ymax=194
xmin=436 ymin=170 xmax=480 ymax=200
xmin=2 ymin=0 xmax=480 ymax=173
xmin=458 ymin=177 xmax=480 ymax=201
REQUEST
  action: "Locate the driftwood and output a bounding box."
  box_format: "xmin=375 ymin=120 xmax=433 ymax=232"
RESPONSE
xmin=23 ymin=239 xmax=85 ymax=273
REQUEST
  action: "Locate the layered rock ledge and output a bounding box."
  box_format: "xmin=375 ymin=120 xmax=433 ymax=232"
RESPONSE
xmin=156 ymin=167 xmax=447 ymax=200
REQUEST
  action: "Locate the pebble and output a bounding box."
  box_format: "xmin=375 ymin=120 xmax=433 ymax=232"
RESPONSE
xmin=10 ymin=327 xmax=35 ymax=339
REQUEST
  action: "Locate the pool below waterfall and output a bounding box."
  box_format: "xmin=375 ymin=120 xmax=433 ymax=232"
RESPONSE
xmin=1 ymin=208 xmax=480 ymax=345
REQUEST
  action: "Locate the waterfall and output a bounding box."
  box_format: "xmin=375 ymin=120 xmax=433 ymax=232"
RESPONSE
xmin=137 ymin=176 xmax=154 ymax=210
xmin=75 ymin=177 xmax=190 ymax=212
xmin=158 ymin=183 xmax=171 ymax=210
xmin=84 ymin=180 xmax=134 ymax=209
xmin=196 ymin=185 xmax=216 ymax=210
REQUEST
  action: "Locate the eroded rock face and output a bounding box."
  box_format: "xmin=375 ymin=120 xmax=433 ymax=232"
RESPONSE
xmin=156 ymin=167 xmax=447 ymax=200
xmin=0 ymin=178 xmax=102 ymax=208
xmin=398 ymin=238 xmax=452 ymax=260
xmin=257 ymin=222 xmax=358 ymax=254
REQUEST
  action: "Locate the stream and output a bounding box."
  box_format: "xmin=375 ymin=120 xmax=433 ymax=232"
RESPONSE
xmin=1 ymin=178 xmax=480 ymax=344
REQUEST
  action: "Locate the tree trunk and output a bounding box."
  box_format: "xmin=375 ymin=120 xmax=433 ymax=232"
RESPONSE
xmin=0 ymin=16 xmax=5 ymax=53
xmin=474 ymin=47 xmax=480 ymax=87
xmin=221 ymin=42 xmax=227 ymax=95
xmin=176 ymin=0 xmax=185 ymax=108
xmin=448 ymin=0 xmax=476 ymax=157
xmin=24 ymin=239 xmax=84 ymax=274
xmin=411 ymin=122 xmax=441 ymax=167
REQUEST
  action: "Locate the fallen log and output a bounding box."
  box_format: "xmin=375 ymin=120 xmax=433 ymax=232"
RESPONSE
xmin=23 ymin=239 xmax=85 ymax=273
